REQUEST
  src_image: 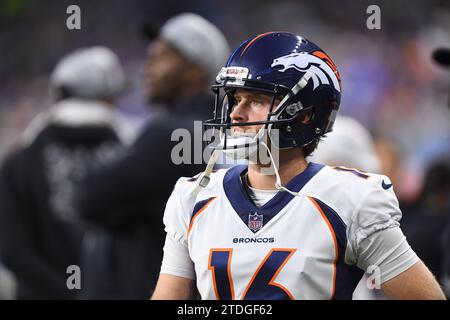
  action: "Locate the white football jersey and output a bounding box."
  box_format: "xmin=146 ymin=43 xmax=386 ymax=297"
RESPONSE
xmin=162 ymin=163 xmax=404 ymax=300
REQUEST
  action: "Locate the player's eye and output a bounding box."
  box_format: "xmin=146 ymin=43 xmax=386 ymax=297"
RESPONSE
xmin=251 ymin=99 xmax=264 ymax=107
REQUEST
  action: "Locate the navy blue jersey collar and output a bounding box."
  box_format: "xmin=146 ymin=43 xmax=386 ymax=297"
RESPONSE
xmin=223 ymin=162 xmax=324 ymax=231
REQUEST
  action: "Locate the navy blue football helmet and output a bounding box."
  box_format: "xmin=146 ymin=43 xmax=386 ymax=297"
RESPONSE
xmin=204 ymin=32 xmax=341 ymax=153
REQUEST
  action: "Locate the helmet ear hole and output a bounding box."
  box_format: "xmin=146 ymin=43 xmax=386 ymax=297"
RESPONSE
xmin=298 ymin=108 xmax=314 ymax=124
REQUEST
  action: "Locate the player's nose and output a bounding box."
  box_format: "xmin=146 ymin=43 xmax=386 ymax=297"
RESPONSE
xmin=230 ymin=100 xmax=248 ymax=123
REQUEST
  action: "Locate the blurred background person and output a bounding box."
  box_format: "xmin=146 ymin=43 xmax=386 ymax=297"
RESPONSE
xmin=432 ymin=47 xmax=450 ymax=298
xmin=140 ymin=13 xmax=228 ymax=120
xmin=0 ymin=46 xmax=126 ymax=299
xmin=0 ymin=261 xmax=16 ymax=299
xmin=401 ymin=159 xmax=450 ymax=285
xmin=76 ymin=13 xmax=230 ymax=299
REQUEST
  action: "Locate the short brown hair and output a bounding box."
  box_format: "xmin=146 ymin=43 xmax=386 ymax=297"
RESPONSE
xmin=302 ymin=138 xmax=321 ymax=158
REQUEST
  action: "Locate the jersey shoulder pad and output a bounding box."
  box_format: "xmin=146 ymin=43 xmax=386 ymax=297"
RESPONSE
xmin=330 ymin=166 xmax=400 ymax=246
xmin=162 ymin=169 xmax=227 ymax=244
xmin=306 ymin=165 xmax=401 ymax=250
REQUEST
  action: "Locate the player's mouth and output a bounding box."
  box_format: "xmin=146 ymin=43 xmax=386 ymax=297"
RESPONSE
xmin=230 ymin=127 xmax=259 ymax=138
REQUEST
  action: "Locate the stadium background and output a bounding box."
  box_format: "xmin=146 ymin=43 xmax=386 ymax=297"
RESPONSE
xmin=0 ymin=0 xmax=449 ymax=299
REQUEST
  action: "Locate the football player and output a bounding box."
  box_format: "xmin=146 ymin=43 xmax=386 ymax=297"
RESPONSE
xmin=152 ymin=32 xmax=445 ymax=300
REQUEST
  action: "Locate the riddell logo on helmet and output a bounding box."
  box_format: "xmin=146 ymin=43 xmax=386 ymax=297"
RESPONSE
xmin=271 ymin=52 xmax=341 ymax=92
xmin=226 ymin=68 xmax=247 ymax=75
xmin=216 ymin=67 xmax=250 ymax=84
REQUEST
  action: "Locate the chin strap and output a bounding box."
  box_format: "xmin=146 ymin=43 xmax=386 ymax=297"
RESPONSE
xmin=260 ymin=141 xmax=302 ymax=198
xmin=190 ymin=148 xmax=222 ymax=196
xmin=191 ymin=139 xmax=303 ymax=198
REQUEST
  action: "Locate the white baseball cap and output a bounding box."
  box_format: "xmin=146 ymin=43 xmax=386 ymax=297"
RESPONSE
xmin=50 ymin=46 xmax=125 ymax=100
xmin=143 ymin=13 xmax=230 ymax=80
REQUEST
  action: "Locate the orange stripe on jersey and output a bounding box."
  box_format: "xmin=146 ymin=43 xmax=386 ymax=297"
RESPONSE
xmin=268 ymin=248 xmax=296 ymax=300
xmin=307 ymin=196 xmax=338 ymax=299
xmin=208 ymin=248 xmax=235 ymax=300
xmin=241 ymin=248 xmax=296 ymax=300
xmin=187 ymin=196 xmax=217 ymax=238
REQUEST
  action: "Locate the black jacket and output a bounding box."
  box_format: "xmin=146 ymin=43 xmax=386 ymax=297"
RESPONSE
xmin=0 ymin=99 xmax=122 ymax=299
xmin=78 ymin=93 xmax=213 ymax=299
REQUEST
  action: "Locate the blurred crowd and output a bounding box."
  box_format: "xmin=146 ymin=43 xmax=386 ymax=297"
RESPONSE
xmin=0 ymin=0 xmax=449 ymax=299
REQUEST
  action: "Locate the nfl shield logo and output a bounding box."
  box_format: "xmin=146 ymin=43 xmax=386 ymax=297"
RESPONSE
xmin=248 ymin=212 xmax=264 ymax=232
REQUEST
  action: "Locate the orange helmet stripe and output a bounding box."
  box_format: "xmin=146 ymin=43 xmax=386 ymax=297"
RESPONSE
xmin=312 ymin=50 xmax=341 ymax=82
